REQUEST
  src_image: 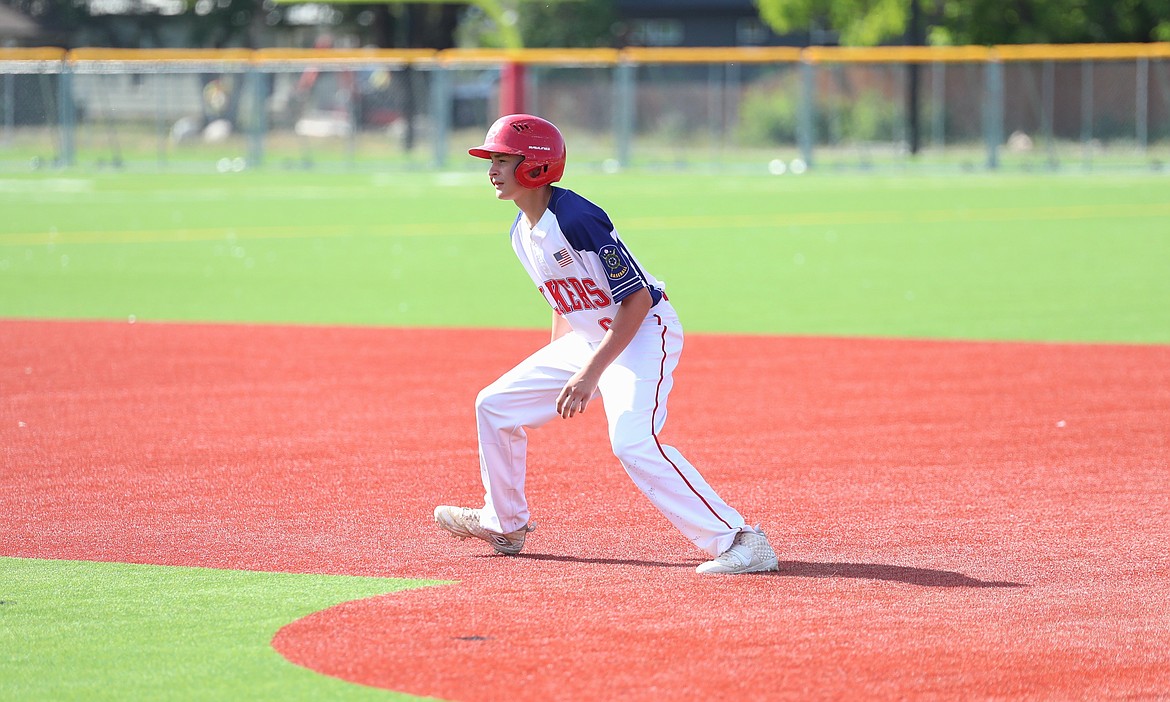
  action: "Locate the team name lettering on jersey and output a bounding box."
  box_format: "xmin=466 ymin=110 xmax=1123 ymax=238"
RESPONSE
xmin=538 ymin=277 xmax=612 ymax=315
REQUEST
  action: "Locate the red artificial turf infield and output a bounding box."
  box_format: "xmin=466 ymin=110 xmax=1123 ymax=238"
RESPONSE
xmin=3 ymin=319 xmax=1169 ymax=701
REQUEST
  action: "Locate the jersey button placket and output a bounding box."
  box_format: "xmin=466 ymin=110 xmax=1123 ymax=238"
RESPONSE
xmin=531 ymin=229 xmax=553 ymax=277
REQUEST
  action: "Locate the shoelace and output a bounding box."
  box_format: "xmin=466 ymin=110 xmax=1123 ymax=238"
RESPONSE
xmin=716 ymin=544 xmax=753 ymax=566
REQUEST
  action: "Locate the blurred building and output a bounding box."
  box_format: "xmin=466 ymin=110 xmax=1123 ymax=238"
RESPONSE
xmin=8 ymin=0 xmax=823 ymax=51
xmin=0 ymin=2 xmax=41 ymax=46
xmin=615 ymin=0 xmax=833 ymax=47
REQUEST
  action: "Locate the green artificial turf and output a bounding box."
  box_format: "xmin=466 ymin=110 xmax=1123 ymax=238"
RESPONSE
xmin=0 ymin=557 xmax=441 ymax=701
xmin=1 ymin=170 xmax=1167 ymax=342
xmin=2 ymin=169 xmax=1167 ymax=700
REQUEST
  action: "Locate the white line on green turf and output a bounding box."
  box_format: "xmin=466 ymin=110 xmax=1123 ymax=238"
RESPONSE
xmin=3 ymin=201 xmax=1169 ymax=248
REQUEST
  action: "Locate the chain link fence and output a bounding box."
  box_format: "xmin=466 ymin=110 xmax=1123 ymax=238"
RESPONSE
xmin=2 ymin=46 xmax=1168 ymax=174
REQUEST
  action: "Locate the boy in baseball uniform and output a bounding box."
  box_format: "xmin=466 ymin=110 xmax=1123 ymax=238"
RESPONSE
xmin=435 ymin=114 xmax=778 ymax=574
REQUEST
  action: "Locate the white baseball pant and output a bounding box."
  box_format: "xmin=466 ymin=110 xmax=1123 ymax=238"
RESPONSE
xmin=474 ymin=301 xmax=748 ymax=557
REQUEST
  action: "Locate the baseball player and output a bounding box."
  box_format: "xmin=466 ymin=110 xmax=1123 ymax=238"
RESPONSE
xmin=434 ymin=114 xmax=778 ymax=574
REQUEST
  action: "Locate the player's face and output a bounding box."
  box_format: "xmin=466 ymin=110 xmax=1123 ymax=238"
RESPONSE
xmin=487 ymin=153 xmax=522 ymax=201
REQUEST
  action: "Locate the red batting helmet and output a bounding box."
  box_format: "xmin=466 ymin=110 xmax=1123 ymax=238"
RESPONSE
xmin=469 ymin=114 xmax=566 ymax=189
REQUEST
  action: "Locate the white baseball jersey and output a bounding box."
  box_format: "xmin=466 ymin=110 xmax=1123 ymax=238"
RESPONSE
xmin=474 ymin=185 xmax=750 ymax=557
xmin=510 ymin=187 xmax=665 ymax=343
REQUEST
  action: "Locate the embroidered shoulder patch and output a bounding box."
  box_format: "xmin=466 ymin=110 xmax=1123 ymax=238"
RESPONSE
xmin=598 ymin=244 xmax=629 ymax=280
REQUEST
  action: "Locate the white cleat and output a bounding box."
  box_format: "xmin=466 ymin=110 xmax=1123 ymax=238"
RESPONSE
xmin=434 ymin=505 xmax=534 ymax=556
xmin=696 ymin=529 xmax=779 ymax=574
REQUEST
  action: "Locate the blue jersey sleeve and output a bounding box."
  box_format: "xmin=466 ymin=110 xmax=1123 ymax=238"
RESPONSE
xmin=551 ymin=189 xmax=661 ymax=304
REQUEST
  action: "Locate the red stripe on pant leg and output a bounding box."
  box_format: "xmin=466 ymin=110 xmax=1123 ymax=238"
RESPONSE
xmin=650 ymin=314 xmax=734 ymax=531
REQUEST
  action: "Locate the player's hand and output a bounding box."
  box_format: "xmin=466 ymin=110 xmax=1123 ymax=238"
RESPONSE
xmin=556 ymin=370 xmax=598 ymax=419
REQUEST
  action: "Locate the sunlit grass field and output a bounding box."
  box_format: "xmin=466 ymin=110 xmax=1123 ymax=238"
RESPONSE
xmin=3 ymin=168 xmax=1169 ymax=701
xmin=2 ymin=558 xmax=437 ymax=702
xmin=2 ymin=169 xmax=1168 ymax=343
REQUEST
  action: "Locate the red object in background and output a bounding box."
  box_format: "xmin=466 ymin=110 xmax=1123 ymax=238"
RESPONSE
xmin=499 ymin=62 xmax=526 ymax=115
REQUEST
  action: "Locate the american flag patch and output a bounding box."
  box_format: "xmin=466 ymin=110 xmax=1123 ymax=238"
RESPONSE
xmin=553 ymin=248 xmax=573 ymax=268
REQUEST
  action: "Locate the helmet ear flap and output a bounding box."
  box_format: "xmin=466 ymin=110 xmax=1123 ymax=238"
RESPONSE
xmin=515 ymin=161 xmax=553 ymax=189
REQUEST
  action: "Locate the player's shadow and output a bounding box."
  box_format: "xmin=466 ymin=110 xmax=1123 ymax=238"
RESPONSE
xmin=511 ymin=553 xmax=692 ymax=569
xmin=773 ymin=560 xmax=1026 ymax=588
xmin=515 ymin=553 xmax=1025 ymax=588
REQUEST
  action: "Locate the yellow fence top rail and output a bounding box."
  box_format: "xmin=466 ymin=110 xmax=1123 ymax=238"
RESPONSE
xmin=2 ymin=43 xmax=1168 ymax=66
xmin=435 ymin=47 xmax=621 ymax=66
xmin=805 ymin=45 xmax=993 ymax=63
xmin=621 ymin=46 xmax=803 ymax=63
xmin=992 ymin=42 xmax=1170 ymax=60
xmin=68 ymin=47 xmax=254 ymax=62
xmin=255 ymin=47 xmax=437 ymax=64
xmin=0 ymin=47 xmax=68 ymax=61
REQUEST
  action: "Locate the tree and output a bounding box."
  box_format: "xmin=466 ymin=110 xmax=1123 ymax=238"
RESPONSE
xmin=754 ymin=0 xmax=1170 ymax=154
xmin=754 ymin=0 xmax=908 ymax=46
xmin=455 ymin=0 xmax=617 ymax=49
xmin=753 ymin=0 xmax=1170 ymax=47
xmin=930 ymin=0 xmax=1170 ymax=45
